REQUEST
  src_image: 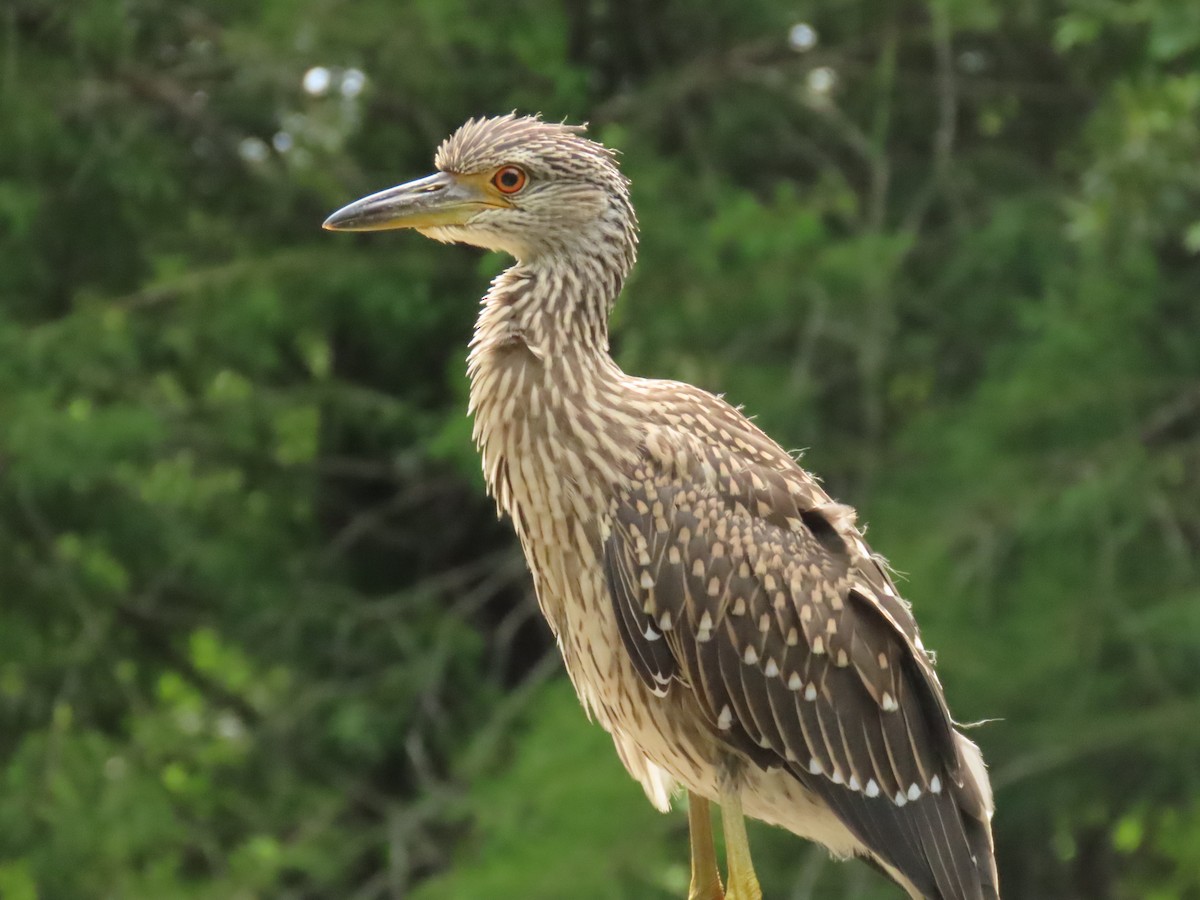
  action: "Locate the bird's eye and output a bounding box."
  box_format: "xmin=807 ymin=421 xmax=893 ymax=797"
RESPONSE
xmin=492 ymin=165 xmax=527 ymax=194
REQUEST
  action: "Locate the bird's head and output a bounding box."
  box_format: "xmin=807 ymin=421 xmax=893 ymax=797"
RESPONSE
xmin=324 ymin=114 xmax=635 ymax=263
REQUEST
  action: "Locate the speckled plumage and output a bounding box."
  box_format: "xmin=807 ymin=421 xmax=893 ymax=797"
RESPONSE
xmin=336 ymin=114 xmax=999 ymax=900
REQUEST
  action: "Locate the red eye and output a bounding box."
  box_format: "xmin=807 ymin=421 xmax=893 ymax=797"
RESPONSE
xmin=492 ymin=165 xmax=527 ymax=194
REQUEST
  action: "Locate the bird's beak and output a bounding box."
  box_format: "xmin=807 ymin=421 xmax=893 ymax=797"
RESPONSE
xmin=322 ymin=171 xmax=505 ymax=232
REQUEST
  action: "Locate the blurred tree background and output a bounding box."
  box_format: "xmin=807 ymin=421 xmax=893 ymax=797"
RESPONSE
xmin=2 ymin=0 xmax=1199 ymax=897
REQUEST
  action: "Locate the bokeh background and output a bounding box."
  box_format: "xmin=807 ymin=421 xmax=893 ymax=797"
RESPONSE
xmin=3 ymin=1 xmax=1200 ymax=898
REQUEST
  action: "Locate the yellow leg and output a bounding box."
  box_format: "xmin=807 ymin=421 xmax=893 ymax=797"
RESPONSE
xmin=719 ymin=790 xmax=763 ymax=900
xmin=687 ymin=792 xmax=724 ymax=900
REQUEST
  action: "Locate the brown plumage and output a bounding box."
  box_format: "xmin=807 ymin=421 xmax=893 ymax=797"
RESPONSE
xmin=324 ymin=114 xmax=999 ymax=900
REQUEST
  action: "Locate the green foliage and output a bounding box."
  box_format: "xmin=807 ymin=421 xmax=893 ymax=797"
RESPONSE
xmin=412 ymin=682 xmax=681 ymax=900
xmin=2 ymin=0 xmax=1199 ymax=897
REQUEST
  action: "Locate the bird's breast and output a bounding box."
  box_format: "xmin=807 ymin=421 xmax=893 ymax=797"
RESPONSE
xmin=469 ymin=345 xmax=636 ymax=621
xmin=467 ymin=353 xmax=813 ymax=805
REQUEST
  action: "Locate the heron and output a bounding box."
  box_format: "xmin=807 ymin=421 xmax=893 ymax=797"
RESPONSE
xmin=324 ymin=114 xmax=999 ymax=900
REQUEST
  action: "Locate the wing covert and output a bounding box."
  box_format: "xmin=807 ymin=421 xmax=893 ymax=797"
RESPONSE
xmin=603 ymin=436 xmax=996 ymax=899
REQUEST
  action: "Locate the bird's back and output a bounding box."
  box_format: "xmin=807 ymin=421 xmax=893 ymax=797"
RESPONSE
xmin=603 ymin=378 xmax=999 ymax=900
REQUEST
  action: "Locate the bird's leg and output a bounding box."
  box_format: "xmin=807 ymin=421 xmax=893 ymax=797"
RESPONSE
xmin=719 ymin=789 xmax=763 ymax=900
xmin=687 ymin=792 xmax=724 ymax=900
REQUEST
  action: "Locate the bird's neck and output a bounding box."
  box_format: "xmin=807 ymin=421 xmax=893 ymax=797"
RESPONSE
xmin=468 ymin=243 xmax=631 ymax=365
xmin=466 ymin=244 xmax=636 ymax=515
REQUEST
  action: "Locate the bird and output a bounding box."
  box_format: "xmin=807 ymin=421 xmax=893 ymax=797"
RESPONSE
xmin=323 ymin=114 xmax=999 ymax=900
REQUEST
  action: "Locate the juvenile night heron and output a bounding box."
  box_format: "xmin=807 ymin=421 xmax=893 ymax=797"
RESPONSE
xmin=324 ymin=115 xmax=999 ymax=900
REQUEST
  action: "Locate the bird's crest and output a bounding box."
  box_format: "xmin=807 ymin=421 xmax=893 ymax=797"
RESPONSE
xmin=435 ymin=113 xmax=618 ymax=179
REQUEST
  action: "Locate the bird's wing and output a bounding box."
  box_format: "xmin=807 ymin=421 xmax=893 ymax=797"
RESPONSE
xmin=603 ymin=421 xmax=997 ymax=900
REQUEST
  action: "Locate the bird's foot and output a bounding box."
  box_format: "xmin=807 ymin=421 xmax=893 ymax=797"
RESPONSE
xmin=718 ymin=787 xmax=763 ymax=900
xmin=721 ymin=872 xmax=762 ymax=900
xmin=687 ymin=873 xmax=724 ymax=900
